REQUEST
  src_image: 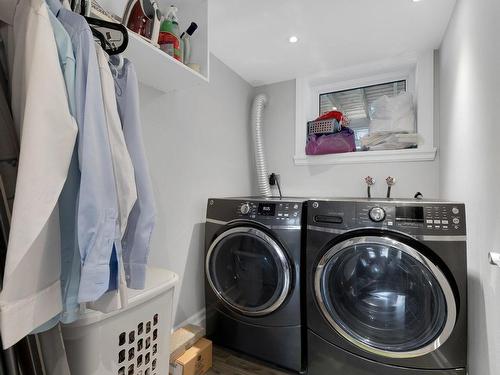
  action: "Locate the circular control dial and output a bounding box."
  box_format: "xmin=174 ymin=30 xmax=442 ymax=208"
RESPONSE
xmin=240 ymin=203 xmax=251 ymax=215
xmin=369 ymin=207 xmax=386 ymax=222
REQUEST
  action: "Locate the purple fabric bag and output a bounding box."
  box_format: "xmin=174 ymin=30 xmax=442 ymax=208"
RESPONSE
xmin=305 ymin=128 xmax=356 ymax=155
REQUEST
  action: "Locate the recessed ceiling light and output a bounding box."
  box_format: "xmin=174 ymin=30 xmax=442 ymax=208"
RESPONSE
xmin=412 ymin=0 xmax=423 ymax=2
xmin=289 ymin=36 xmax=299 ymax=43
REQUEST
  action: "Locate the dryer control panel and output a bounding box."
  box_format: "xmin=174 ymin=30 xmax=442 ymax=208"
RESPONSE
xmin=238 ymin=201 xmax=302 ymax=225
xmin=207 ymin=198 xmax=303 ymax=227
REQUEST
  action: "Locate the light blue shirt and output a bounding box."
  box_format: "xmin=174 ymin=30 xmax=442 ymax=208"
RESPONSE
xmin=110 ymin=56 xmax=156 ymax=289
xmin=33 ymin=6 xmax=81 ymax=331
xmin=46 ymin=0 xmax=119 ymax=303
xmin=47 ymin=10 xmax=76 ymax=114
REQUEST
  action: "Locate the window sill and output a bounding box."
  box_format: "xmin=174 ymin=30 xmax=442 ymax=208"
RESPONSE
xmin=293 ymin=147 xmax=437 ymax=166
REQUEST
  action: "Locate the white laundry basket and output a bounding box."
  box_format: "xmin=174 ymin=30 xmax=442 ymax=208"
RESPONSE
xmin=62 ymin=268 xmax=178 ymax=375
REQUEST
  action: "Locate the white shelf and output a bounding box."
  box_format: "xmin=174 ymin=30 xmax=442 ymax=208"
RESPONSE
xmin=124 ymin=32 xmax=209 ymax=93
xmin=294 ymin=147 xmax=437 ymax=166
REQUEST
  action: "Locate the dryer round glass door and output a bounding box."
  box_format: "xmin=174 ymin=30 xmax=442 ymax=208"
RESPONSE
xmin=206 ymin=227 xmax=292 ymax=316
xmin=314 ymin=236 xmax=457 ymax=358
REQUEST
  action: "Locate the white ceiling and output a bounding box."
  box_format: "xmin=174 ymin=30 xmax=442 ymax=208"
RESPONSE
xmin=209 ymin=0 xmax=456 ymax=86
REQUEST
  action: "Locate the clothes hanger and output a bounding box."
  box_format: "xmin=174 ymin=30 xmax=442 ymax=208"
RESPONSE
xmin=115 ymin=54 xmax=125 ymax=71
xmin=109 ymin=54 xmax=125 ymax=79
xmin=79 ymin=0 xmax=129 ymax=55
xmin=90 ymin=27 xmax=109 ymax=49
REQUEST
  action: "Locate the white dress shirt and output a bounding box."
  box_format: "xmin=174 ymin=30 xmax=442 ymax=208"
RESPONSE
xmin=95 ymin=45 xmax=137 ymax=238
xmin=110 ymin=56 xmax=156 ymax=290
xmin=88 ymin=45 xmax=137 ymax=313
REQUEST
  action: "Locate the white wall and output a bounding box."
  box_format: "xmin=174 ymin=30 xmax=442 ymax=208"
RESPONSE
xmin=139 ymin=55 xmax=255 ymax=326
xmin=254 ymin=80 xmax=440 ymax=199
xmin=439 ymin=0 xmax=500 ymax=374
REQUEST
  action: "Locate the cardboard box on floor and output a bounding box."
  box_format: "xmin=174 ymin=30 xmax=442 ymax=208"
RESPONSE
xmin=170 ymin=325 xmax=206 ymax=362
xmin=169 ymin=338 xmax=212 ymax=375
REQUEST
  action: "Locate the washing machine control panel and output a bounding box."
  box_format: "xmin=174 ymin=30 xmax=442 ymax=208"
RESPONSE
xmin=422 ymin=205 xmax=465 ymax=233
xmin=356 ymin=202 xmax=466 ymax=236
xmin=308 ymin=200 xmax=466 ymax=237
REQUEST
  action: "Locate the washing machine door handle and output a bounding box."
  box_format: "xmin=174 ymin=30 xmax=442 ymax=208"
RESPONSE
xmin=206 ymin=227 xmax=292 ymax=316
xmin=314 ymin=235 xmax=457 ymax=359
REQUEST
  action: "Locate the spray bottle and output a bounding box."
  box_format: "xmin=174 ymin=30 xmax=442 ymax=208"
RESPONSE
xmin=158 ymin=5 xmax=181 ymax=61
xmin=180 ymin=22 xmax=198 ymax=65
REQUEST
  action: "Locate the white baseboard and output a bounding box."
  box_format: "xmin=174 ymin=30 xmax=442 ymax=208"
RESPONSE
xmin=174 ymin=308 xmax=206 ymax=331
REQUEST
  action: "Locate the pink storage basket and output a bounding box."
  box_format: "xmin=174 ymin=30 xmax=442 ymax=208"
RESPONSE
xmin=305 ymin=128 xmax=356 ymax=155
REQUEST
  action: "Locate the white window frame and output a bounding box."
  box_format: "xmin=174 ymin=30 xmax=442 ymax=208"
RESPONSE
xmin=294 ymin=51 xmax=437 ymax=165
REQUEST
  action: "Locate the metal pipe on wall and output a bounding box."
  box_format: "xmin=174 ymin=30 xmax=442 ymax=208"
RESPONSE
xmin=251 ymin=94 xmax=272 ymax=197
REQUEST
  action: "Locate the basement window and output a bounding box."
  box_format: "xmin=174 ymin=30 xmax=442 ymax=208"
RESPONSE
xmin=294 ymin=52 xmax=437 ymax=165
xmin=319 ymin=80 xmax=407 ymax=150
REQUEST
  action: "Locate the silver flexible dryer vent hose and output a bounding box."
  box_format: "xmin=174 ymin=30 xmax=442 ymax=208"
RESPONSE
xmin=252 ymin=94 xmax=272 ymax=197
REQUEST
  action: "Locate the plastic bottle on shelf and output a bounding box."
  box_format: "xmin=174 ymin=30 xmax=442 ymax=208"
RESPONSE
xmin=158 ymin=5 xmax=182 ymax=61
xmin=180 ymin=22 xmax=198 ymax=65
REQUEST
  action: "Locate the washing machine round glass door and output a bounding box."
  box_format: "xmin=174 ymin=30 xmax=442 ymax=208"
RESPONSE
xmin=314 ymin=235 xmax=457 ymax=358
xmin=206 ymin=227 xmax=292 ymax=316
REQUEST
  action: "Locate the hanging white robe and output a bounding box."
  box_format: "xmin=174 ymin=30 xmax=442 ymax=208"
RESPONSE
xmin=0 ymin=0 xmax=77 ymax=348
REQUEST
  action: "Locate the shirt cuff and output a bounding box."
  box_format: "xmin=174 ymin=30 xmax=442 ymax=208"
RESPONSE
xmin=0 ymin=280 xmax=62 ymax=349
xmin=78 ymin=263 xmax=111 ymax=303
xmin=125 ymin=262 xmax=147 ymax=289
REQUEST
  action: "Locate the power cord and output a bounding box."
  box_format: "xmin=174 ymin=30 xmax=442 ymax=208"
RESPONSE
xmin=275 ymin=176 xmax=283 ymax=200
xmin=269 ymin=173 xmax=283 ymax=200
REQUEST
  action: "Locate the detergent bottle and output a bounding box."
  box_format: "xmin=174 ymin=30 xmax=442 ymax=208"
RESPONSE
xmin=158 ymin=5 xmax=182 ymax=61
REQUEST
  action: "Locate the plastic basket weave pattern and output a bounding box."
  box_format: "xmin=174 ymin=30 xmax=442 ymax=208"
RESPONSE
xmin=307 ymin=118 xmax=342 ymax=136
xmin=61 ymin=268 xmax=178 ymax=375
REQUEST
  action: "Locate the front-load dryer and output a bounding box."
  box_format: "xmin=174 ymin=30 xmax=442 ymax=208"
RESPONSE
xmin=205 ymin=197 xmax=306 ymax=373
xmin=306 ymin=199 xmax=467 ymax=375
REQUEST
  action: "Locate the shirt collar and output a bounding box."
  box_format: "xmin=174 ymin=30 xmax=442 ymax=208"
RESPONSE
xmin=0 ymin=0 xmax=20 ymax=25
xmin=45 ymin=0 xmax=63 ymax=16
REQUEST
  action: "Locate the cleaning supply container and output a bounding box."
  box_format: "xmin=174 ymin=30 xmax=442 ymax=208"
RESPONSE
xmin=158 ymin=5 xmax=181 ymax=60
xmin=62 ymin=267 xmax=178 ymax=375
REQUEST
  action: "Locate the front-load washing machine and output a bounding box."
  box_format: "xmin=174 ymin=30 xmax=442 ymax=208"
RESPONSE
xmin=306 ymin=199 xmax=467 ymax=375
xmin=205 ymin=197 xmax=306 ymax=373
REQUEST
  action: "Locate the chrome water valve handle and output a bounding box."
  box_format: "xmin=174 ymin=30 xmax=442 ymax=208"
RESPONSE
xmin=385 ymin=176 xmax=396 ymax=198
xmin=386 ymin=176 xmax=396 ymax=186
xmin=365 ymin=176 xmax=375 ymax=198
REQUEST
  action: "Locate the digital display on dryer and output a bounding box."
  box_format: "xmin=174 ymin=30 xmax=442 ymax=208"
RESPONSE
xmin=396 ymin=206 xmax=424 ymax=222
xmin=258 ymin=203 xmax=276 ymax=216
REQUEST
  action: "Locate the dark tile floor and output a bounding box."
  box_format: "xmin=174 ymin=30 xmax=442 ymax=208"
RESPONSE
xmin=207 ymin=346 xmax=293 ymax=375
